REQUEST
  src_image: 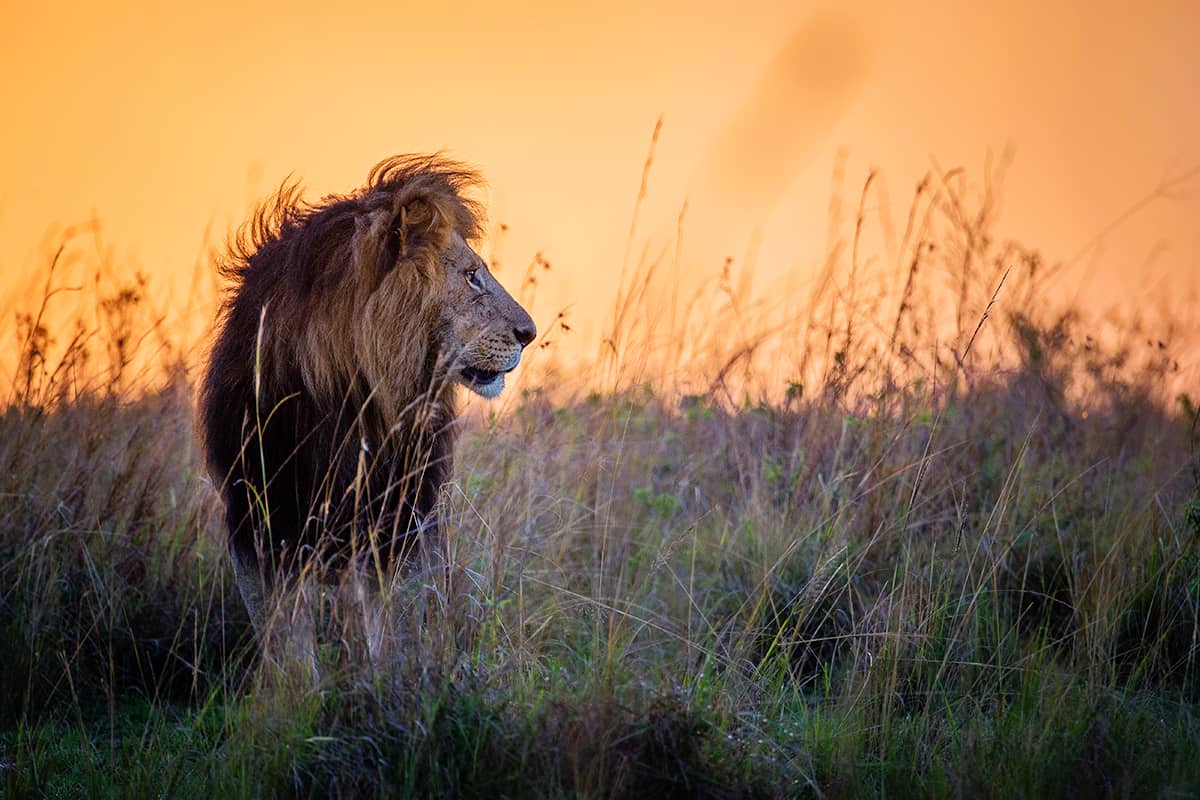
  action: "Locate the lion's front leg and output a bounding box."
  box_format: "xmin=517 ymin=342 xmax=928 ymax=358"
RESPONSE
xmin=231 ymin=535 xmax=269 ymax=634
xmin=340 ymin=572 xmax=391 ymax=669
xmin=231 ymin=536 xmax=319 ymax=684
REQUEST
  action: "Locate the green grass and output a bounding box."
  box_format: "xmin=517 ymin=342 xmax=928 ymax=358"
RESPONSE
xmin=2 ymin=164 xmax=1199 ymax=798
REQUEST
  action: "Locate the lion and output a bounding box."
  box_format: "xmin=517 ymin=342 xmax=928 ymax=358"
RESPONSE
xmin=199 ymin=155 xmax=535 ymax=652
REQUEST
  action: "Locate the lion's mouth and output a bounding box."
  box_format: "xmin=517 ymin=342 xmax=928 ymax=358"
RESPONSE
xmin=460 ymin=366 xmax=503 ymax=386
xmin=458 ymin=361 xmax=519 ymax=399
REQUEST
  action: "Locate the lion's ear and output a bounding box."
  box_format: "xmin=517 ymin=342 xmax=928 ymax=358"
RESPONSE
xmin=357 ymin=196 xmax=452 ymax=283
xmin=392 ymin=196 xmax=452 ymax=261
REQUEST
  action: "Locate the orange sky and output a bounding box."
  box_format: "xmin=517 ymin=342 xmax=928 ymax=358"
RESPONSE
xmin=2 ymin=1 xmax=1198 ymax=365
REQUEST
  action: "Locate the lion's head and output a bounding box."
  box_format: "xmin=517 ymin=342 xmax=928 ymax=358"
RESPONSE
xmin=435 ymin=231 xmax=537 ymax=399
xmin=259 ymin=156 xmax=535 ymax=419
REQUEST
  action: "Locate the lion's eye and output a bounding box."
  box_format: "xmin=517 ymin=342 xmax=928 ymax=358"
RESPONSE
xmin=465 ymin=268 xmax=482 ymax=289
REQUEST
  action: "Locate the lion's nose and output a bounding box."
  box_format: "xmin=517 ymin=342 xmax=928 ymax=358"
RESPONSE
xmin=513 ymin=321 xmax=536 ymax=348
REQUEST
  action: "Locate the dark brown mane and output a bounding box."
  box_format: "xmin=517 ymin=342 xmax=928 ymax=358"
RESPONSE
xmin=199 ymin=155 xmax=484 ymax=615
xmin=222 ymin=154 xmax=483 ymax=288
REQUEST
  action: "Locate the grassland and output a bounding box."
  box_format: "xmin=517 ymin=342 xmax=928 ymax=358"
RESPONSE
xmin=1 ymin=166 xmax=1198 ymax=798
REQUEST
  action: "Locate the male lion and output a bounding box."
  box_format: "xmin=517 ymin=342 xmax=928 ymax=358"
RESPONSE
xmin=200 ymin=155 xmax=535 ymax=648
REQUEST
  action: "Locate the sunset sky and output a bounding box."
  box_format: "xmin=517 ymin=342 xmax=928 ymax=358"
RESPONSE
xmin=2 ymin=1 xmax=1198 ymax=357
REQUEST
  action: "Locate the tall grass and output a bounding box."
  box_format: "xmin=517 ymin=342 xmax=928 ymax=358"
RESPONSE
xmin=1 ymin=160 xmax=1198 ymax=798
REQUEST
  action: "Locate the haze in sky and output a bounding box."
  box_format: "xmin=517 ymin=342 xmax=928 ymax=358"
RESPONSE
xmin=2 ymin=1 xmax=1197 ymax=356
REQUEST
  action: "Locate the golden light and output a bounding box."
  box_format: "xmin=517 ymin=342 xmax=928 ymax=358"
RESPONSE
xmin=1 ymin=2 xmax=1197 ymax=386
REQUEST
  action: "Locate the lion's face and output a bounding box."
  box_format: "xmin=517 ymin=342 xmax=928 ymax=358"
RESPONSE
xmin=436 ymin=233 xmax=536 ymax=399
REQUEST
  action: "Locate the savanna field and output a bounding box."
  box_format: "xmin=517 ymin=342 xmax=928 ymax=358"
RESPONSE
xmin=2 ymin=166 xmax=1198 ymax=799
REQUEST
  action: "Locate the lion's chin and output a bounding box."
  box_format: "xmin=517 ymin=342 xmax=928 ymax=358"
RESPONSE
xmin=459 ymin=366 xmax=506 ymax=399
